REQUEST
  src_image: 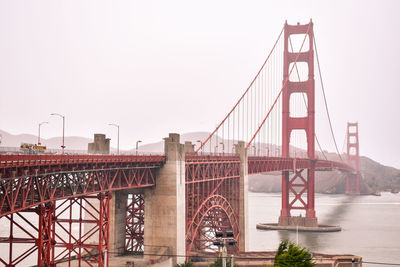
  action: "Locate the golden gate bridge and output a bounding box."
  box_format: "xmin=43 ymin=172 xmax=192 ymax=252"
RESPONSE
xmin=0 ymin=20 xmax=361 ymax=266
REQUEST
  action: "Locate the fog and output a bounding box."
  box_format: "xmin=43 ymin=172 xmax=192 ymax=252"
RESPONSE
xmin=0 ymin=0 xmax=399 ymax=168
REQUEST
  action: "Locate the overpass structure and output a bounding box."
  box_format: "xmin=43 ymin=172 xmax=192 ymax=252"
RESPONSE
xmin=0 ymin=20 xmax=361 ymax=266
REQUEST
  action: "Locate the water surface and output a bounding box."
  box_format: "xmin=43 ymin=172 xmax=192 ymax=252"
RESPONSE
xmin=248 ymin=191 xmax=400 ymax=266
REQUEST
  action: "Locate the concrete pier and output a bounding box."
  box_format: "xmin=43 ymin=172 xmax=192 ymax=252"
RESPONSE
xmin=109 ymin=190 xmax=128 ymax=255
xmin=235 ymin=141 xmax=249 ymax=252
xmin=88 ymin=133 xmax=110 ymax=154
xmin=143 ymin=133 xmax=186 ymax=265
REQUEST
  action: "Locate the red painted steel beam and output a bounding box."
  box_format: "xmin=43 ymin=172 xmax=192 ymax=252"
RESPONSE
xmin=247 ymin=156 xmax=354 ymax=174
xmin=0 ymin=154 xmax=165 ymax=178
xmin=185 ymin=155 xmax=240 ymax=256
xmin=125 ymin=194 xmax=145 ymax=252
xmin=0 ymin=155 xmax=165 ymax=217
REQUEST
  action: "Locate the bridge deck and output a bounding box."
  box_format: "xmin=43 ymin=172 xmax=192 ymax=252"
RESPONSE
xmin=0 ymin=154 xmax=165 ymax=216
xmin=0 ymin=154 xmax=353 ymax=217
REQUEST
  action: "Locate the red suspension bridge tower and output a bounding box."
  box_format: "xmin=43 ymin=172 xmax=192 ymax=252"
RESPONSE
xmin=346 ymin=122 xmax=361 ymax=195
xmin=279 ymin=20 xmax=318 ymax=227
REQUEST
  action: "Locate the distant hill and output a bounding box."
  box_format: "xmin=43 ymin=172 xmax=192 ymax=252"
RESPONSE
xmin=249 ymin=156 xmax=400 ymax=195
xmin=1 ymin=129 xmax=399 ymax=194
xmin=0 ymin=129 xmax=92 ymax=150
xmin=129 ymin=132 xmax=212 ymax=153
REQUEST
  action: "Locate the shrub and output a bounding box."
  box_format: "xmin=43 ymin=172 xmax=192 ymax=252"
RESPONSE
xmin=274 ymin=240 xmax=315 ymax=267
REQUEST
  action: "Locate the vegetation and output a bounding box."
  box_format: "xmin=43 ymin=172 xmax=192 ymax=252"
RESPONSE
xmin=175 ymin=261 xmax=195 ymax=267
xmin=274 ymin=240 xmax=315 ymax=267
xmin=210 ymin=257 xmax=238 ymax=267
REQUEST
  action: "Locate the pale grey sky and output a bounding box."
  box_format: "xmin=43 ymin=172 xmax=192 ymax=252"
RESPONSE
xmin=0 ymin=0 xmax=399 ymax=168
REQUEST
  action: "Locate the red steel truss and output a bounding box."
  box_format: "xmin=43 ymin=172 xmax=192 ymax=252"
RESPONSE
xmin=0 ymin=154 xmax=163 ymax=266
xmin=0 ymin=204 xmax=54 ymax=266
xmin=0 ymin=194 xmax=111 ymax=267
xmin=52 ymin=194 xmax=111 ymax=267
xmin=0 ymin=154 xmax=165 ymax=217
xmin=184 ymin=154 xmax=354 ymax=256
xmin=0 ymin=152 xmax=355 ymax=265
xmin=125 ymin=194 xmax=145 ymax=252
xmin=346 ymin=122 xmax=361 ymax=194
xmin=185 ymin=155 xmax=240 ymax=256
xmin=248 ymin=157 xmax=354 ymax=174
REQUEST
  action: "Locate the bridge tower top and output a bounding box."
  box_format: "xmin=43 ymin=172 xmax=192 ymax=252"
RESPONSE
xmin=346 ymin=122 xmax=361 ymax=195
xmin=346 ymin=122 xmax=360 ymax=172
xmin=282 ymin=20 xmax=314 ymax=159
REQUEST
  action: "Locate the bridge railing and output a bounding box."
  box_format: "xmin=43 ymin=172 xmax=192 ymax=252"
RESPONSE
xmin=0 ymin=154 xmax=165 ymax=167
xmin=247 ymin=156 xmax=355 ymax=174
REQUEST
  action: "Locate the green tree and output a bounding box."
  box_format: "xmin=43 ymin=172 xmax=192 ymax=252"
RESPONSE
xmin=175 ymin=261 xmax=194 ymax=267
xmin=274 ymin=240 xmax=315 ymax=267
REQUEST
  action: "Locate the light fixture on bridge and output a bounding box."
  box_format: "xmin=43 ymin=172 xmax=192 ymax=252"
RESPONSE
xmin=108 ymin=123 xmax=120 ymax=155
xmin=38 ymin=121 xmax=48 ymax=145
xmin=196 ymin=140 xmax=203 ymax=154
xmin=219 ymin=142 xmax=225 ymax=155
xmin=136 ymin=140 xmax=142 ymax=155
xmin=50 ymin=113 xmax=65 ymax=154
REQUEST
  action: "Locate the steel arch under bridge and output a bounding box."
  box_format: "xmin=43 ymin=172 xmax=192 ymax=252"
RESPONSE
xmin=184 ymin=154 xmax=354 ymax=256
xmin=185 ymin=154 xmax=241 ymax=256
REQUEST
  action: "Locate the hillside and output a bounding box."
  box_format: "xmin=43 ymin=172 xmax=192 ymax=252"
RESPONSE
xmin=249 ymin=156 xmax=400 ymax=195
xmin=0 ymin=129 xmax=92 ymax=151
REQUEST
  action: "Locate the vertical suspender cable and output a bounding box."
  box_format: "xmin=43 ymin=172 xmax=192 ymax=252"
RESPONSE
xmin=289 ymin=36 xmax=328 ymax=160
xmin=314 ymin=34 xmax=343 ymax=161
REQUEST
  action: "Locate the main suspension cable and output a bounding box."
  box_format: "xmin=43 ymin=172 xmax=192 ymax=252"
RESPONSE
xmin=246 ymin=23 xmax=311 ymax=149
xmin=314 ymin=33 xmax=343 ymax=161
xmin=195 ymin=26 xmax=285 ymax=153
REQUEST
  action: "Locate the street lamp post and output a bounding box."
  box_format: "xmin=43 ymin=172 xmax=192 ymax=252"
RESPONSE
xmin=219 ymin=142 xmax=225 ymax=155
xmin=196 ymin=140 xmax=203 ymax=154
xmin=136 ymin=140 xmax=142 ymax=155
xmin=50 ymin=113 xmax=65 ymax=154
xmin=108 ymin=123 xmax=120 ymax=155
xmin=38 ymin=121 xmax=48 ymax=145
xmin=213 ymin=231 xmax=236 ymax=267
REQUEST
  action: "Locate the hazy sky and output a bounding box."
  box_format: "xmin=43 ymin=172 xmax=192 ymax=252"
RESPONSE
xmin=0 ymin=1 xmax=399 ymax=168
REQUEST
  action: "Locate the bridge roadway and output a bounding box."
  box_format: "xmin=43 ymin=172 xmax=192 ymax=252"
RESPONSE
xmin=0 ymin=153 xmax=353 ymax=217
xmin=0 ymin=154 xmax=165 ymax=217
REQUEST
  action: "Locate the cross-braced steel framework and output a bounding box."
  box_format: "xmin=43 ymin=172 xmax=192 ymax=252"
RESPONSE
xmin=0 ymin=194 xmax=111 ymax=267
xmin=0 ymin=204 xmax=54 ymax=266
xmin=185 ymin=155 xmax=240 ymax=256
xmin=52 ymin=194 xmax=111 ymax=267
xmin=125 ymin=194 xmax=145 ymax=252
xmin=0 ymin=155 xmax=164 ymax=266
xmin=0 ymin=155 xmax=164 ymax=217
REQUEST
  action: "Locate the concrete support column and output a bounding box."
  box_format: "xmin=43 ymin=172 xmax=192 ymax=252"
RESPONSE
xmin=235 ymin=141 xmax=249 ymax=252
xmin=109 ymin=190 xmax=129 ymax=255
xmin=144 ymin=133 xmax=186 ymax=265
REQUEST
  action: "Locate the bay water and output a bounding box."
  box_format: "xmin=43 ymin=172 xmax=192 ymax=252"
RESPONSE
xmin=248 ymin=191 xmax=400 ymax=266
